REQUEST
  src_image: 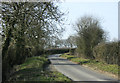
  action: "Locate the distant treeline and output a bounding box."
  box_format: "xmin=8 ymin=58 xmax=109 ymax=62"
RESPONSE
xmin=45 ymin=48 xmax=76 ymax=55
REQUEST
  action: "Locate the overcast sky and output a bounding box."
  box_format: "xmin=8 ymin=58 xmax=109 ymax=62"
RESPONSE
xmin=59 ymin=0 xmax=118 ymax=41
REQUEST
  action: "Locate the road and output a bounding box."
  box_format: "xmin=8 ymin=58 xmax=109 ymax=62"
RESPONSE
xmin=48 ymin=54 xmax=118 ymax=82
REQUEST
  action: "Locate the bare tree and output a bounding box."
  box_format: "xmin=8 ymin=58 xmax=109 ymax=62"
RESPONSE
xmin=73 ymin=16 xmax=106 ymax=59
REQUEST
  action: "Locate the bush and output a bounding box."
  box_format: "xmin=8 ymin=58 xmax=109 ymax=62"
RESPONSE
xmin=2 ymin=43 xmax=42 ymax=81
xmin=93 ymin=42 xmax=119 ymax=64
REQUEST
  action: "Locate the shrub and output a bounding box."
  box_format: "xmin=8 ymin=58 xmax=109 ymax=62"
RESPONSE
xmin=93 ymin=42 xmax=119 ymax=64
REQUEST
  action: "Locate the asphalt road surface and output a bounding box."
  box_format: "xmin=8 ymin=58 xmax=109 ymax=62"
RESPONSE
xmin=48 ymin=54 xmax=118 ymax=82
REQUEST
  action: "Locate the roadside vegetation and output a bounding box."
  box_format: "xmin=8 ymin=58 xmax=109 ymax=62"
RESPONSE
xmin=1 ymin=1 xmax=65 ymax=82
xmin=0 ymin=36 xmax=2 ymax=57
xmin=60 ymin=53 xmax=118 ymax=76
xmin=8 ymin=56 xmax=71 ymax=81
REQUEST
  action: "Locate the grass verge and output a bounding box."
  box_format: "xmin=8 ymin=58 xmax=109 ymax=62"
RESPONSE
xmin=60 ymin=53 xmax=118 ymax=76
xmin=8 ymin=56 xmax=71 ymax=81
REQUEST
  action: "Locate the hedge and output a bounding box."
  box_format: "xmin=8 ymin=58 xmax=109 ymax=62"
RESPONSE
xmin=93 ymin=42 xmax=119 ymax=64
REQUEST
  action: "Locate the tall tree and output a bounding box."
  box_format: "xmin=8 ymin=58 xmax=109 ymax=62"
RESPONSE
xmin=1 ymin=1 xmax=64 ymax=81
xmin=74 ymin=16 xmax=106 ymax=59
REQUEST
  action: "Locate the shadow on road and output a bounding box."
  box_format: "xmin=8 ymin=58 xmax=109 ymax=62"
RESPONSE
xmin=49 ymin=58 xmax=67 ymax=61
xmin=52 ymin=63 xmax=79 ymax=65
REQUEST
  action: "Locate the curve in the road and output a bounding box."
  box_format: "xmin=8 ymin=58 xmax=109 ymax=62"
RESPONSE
xmin=48 ymin=54 xmax=118 ymax=82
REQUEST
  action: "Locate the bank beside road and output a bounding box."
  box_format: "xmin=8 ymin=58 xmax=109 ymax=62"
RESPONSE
xmin=8 ymin=56 xmax=71 ymax=82
xmin=60 ymin=53 xmax=118 ymax=79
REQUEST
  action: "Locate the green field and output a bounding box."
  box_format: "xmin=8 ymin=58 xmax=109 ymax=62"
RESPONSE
xmin=9 ymin=56 xmax=71 ymax=81
xmin=60 ymin=53 xmax=118 ymax=75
